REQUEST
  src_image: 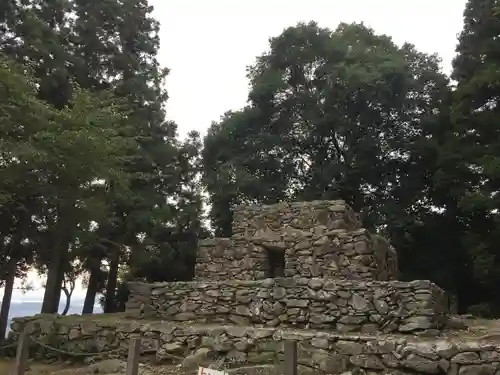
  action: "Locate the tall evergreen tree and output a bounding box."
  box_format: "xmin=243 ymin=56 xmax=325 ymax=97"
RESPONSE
xmin=1 ymin=0 xmax=206 ymax=315
xmin=204 ymin=22 xmax=449 ymax=236
xmin=443 ymin=0 xmax=500 ymax=314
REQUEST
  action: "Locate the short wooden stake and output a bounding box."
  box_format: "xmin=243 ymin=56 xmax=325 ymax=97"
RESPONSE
xmin=283 ymin=340 xmax=297 ymax=375
xmin=12 ymin=330 xmax=29 ymax=375
xmin=126 ymin=337 xmax=141 ymax=375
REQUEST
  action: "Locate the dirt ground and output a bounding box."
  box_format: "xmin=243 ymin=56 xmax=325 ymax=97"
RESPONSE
xmin=0 ymin=360 xmax=80 ymax=375
xmin=0 ymin=359 xmax=281 ymax=375
xmin=0 ymin=359 xmax=193 ymax=375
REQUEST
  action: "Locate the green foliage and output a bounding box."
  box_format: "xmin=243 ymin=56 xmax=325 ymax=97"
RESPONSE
xmin=0 ymin=0 xmax=206 ymax=315
xmin=204 ymin=21 xmax=449 ymax=232
xmin=443 ymin=0 xmax=500 ymax=312
xmin=0 ymin=54 xmax=129 ymax=282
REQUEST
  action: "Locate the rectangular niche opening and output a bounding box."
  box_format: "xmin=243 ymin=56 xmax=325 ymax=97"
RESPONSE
xmin=265 ymin=248 xmax=285 ymax=278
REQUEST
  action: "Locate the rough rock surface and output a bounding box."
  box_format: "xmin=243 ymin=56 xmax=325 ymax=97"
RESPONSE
xmin=195 ymin=228 xmax=398 ymax=282
xmin=195 ymin=200 xmax=398 ymax=282
xmin=125 ymin=278 xmax=448 ymax=333
xmin=9 ymin=316 xmax=500 ymax=375
xmin=231 ymin=200 xmax=361 ymax=236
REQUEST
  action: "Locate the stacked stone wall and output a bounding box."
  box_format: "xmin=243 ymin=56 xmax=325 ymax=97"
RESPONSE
xmin=232 ymin=200 xmax=361 ymax=236
xmin=10 ymin=315 xmax=500 ymax=375
xmin=125 ymin=278 xmax=448 ymax=333
xmin=372 ymin=234 xmax=399 ymax=280
xmin=195 ymin=228 xmax=398 ymax=281
xmin=194 ymin=237 xmax=269 ymax=281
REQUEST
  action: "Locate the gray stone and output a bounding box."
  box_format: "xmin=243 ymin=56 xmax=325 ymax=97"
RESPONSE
xmin=181 ymin=348 xmax=212 ymax=368
xmin=458 ymin=365 xmax=497 ymax=375
xmin=351 ymin=294 xmax=370 ymax=311
xmin=286 ymin=299 xmax=309 ymax=308
xmin=234 ymin=340 xmax=250 ymax=351
xmin=163 ymin=342 xmax=183 ymax=352
xmin=373 ymin=298 xmax=389 ymax=314
xmin=480 ymin=350 xmax=500 ymax=361
xmin=451 ymin=352 xmax=481 ymax=364
xmin=308 ymin=278 xmax=324 ymax=289
xmin=435 ymin=341 xmax=459 ymax=359
xmin=401 ymin=354 xmax=441 ymax=374
xmin=399 ymin=316 xmax=434 ymax=332
xmin=272 ymin=287 xmax=286 ymax=299
xmin=349 ymin=354 xmax=384 ymax=370
xmin=310 ymin=337 xmax=330 ymax=349
xmin=235 ymin=306 xmax=252 ymax=316
xmin=227 ymin=326 xmax=248 ymax=337
xmin=313 ymin=352 xmax=348 ymax=373
xmin=335 ymin=340 xmax=364 ymax=355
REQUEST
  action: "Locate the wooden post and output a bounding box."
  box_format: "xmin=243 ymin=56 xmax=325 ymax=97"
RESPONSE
xmin=283 ymin=340 xmax=297 ymax=375
xmin=126 ymin=336 xmax=141 ymax=375
xmin=11 ymin=329 xmax=29 ymax=375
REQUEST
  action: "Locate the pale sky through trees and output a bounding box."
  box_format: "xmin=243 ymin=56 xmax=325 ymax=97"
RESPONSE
xmin=1 ymin=0 xmax=466 ymax=303
xmin=156 ymin=0 xmax=465 ymax=137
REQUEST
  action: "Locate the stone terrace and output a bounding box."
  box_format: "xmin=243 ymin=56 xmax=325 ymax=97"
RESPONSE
xmin=9 ymin=314 xmax=500 ymax=375
xmin=127 ymin=200 xmax=448 ymax=334
xmin=125 ymin=278 xmax=448 ymax=333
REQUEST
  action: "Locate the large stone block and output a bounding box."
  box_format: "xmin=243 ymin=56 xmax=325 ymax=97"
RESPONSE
xmin=126 ymin=278 xmax=449 ymax=333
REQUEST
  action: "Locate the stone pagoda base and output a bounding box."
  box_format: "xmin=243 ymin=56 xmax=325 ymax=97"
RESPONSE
xmin=125 ymin=277 xmax=449 ymax=334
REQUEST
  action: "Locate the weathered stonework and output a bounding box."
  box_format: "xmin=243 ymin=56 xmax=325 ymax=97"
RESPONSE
xmin=195 ymin=237 xmax=270 ymax=281
xmin=232 ymin=200 xmax=362 ymax=236
xmin=195 ymin=200 xmax=398 ymax=281
xmin=195 ymin=228 xmax=398 ymax=282
xmin=10 ymin=199 xmax=472 ymax=375
xmin=10 ymin=315 xmax=500 ymax=375
xmin=129 ymin=199 xmax=447 ymax=337
xmin=125 ymin=278 xmax=448 ymax=333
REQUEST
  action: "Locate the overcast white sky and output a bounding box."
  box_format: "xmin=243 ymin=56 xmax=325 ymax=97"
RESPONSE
xmin=156 ymin=0 xmax=466 ymax=137
xmin=1 ymin=0 xmax=467 ymax=303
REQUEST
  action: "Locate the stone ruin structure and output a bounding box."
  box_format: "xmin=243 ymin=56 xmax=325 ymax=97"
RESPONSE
xmin=11 ymin=200 xmax=500 ymax=375
xmin=195 ymin=200 xmax=398 ymax=282
xmin=125 ymin=200 xmax=448 ymax=334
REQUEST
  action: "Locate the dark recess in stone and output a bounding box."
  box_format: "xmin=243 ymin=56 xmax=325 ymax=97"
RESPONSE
xmin=265 ymin=248 xmax=285 ymax=278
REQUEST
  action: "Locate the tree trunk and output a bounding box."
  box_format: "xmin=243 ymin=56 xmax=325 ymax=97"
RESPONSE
xmin=52 ymin=262 xmax=66 ymax=313
xmin=82 ymin=266 xmax=101 ymax=314
xmin=41 ymin=253 xmax=62 ymax=313
xmin=41 ymin=218 xmax=70 ymax=314
xmin=104 ymin=246 xmax=120 ymax=313
xmin=61 ymin=284 xmax=73 ymax=316
xmin=0 ymin=259 xmax=16 ymax=341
